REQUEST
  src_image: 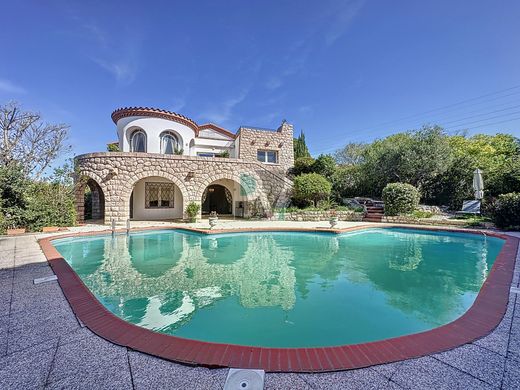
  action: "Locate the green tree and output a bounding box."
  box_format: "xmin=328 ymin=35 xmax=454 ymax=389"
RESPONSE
xmin=292 ymin=173 xmax=332 ymax=207
xmin=334 ymin=142 xmax=366 ymax=165
xmin=361 ymin=126 xmax=452 ymax=196
xmin=312 ymin=154 xmax=336 ymax=180
xmin=293 ymin=131 xmax=311 ymax=159
xmin=292 ymin=156 xmax=315 ymax=176
xmin=0 ymin=162 xmax=29 ymax=230
xmin=24 ymin=163 xmax=76 ymax=231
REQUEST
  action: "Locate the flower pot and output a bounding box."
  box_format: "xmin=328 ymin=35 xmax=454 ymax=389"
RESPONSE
xmin=329 ymin=217 xmax=339 ymax=228
xmin=208 ymin=217 xmax=218 ymax=229
xmin=7 ymin=228 xmax=26 ymax=236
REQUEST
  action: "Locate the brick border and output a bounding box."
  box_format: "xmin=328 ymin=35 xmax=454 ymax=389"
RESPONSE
xmin=38 ymin=225 xmax=519 ymax=372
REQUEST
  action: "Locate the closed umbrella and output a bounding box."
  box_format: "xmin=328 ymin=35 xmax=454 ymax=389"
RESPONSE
xmin=473 ymin=168 xmax=484 ymax=200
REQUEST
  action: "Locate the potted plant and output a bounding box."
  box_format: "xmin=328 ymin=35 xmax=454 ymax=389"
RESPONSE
xmin=209 ymin=211 xmax=218 ymax=229
xmin=329 ymin=209 xmax=338 ymax=228
xmin=5 ymin=213 xmax=26 ymax=235
xmin=186 ymin=202 xmax=200 ymax=223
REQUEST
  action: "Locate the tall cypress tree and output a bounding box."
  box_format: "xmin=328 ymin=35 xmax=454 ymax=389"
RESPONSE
xmin=294 ymin=131 xmax=311 ymax=158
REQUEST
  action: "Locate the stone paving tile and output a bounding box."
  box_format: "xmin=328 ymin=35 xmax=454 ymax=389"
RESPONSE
xmin=370 ymin=361 xmax=404 ymax=379
xmin=10 ymin=281 xmax=70 ymax=315
xmin=129 ymin=351 xmax=195 ymax=390
xmin=58 ymin=326 xmax=97 ymax=346
xmin=300 ymin=367 xmax=391 ymax=390
xmin=12 ymin=263 xmax=54 ymax=283
xmin=433 ymin=343 xmax=505 ymax=387
xmin=185 ymin=367 xmax=229 ymax=390
xmin=0 ymin=339 xmax=57 ymax=390
xmin=264 ymin=373 xmax=313 ymax=389
xmin=0 ymin=314 xmax=8 ymax=357
xmin=391 ymin=356 xmax=490 ymax=390
xmin=502 ymin=358 xmax=520 ymax=389
xmin=8 ymin=306 xmax=79 ymax=354
xmin=473 ymin=317 xmax=512 ymax=356
xmin=46 ymin=333 xmax=132 ymax=389
xmin=507 ymin=316 xmax=520 ymax=362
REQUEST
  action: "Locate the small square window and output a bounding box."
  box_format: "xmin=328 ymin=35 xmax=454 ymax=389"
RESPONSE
xmin=257 ymin=150 xmax=278 ymax=164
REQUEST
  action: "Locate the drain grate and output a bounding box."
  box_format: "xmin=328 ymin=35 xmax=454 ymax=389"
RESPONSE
xmin=224 ymin=368 xmax=265 ymax=390
xmin=33 ymin=275 xmax=58 ymax=285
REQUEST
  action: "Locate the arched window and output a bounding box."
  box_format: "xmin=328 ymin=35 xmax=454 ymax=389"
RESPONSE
xmin=160 ymin=131 xmax=180 ymax=154
xmin=130 ymin=130 xmax=146 ymax=153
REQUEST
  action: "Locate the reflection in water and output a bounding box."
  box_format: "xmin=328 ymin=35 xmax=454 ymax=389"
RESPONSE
xmin=54 ymin=229 xmax=504 ymax=347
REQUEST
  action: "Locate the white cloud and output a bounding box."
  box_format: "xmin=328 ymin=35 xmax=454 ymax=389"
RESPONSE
xmin=92 ymin=58 xmax=138 ymax=85
xmin=324 ymin=0 xmax=365 ymax=46
xmin=171 ymin=97 xmax=186 ymax=113
xmin=265 ymin=77 xmax=283 ymax=90
xmin=200 ymin=90 xmax=249 ymax=124
xmin=0 ymin=79 xmax=26 ymax=94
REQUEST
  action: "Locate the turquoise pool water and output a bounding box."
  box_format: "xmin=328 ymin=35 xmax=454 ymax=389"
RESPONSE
xmin=53 ymin=228 xmax=504 ymax=348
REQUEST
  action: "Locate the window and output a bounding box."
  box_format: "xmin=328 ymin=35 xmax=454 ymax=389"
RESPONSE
xmin=197 ymin=152 xmax=217 ymax=158
xmin=130 ymin=130 xmax=146 ymax=153
xmin=160 ymin=132 xmax=180 ymax=154
xmin=257 ymin=150 xmax=278 ymax=164
xmin=145 ymin=182 xmax=175 ymax=208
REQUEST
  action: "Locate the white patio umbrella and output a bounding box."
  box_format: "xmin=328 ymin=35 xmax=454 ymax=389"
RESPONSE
xmin=473 ymin=168 xmax=484 ymax=200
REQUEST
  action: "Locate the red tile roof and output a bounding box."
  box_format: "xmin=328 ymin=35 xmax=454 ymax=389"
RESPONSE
xmin=111 ymin=107 xmax=236 ymax=138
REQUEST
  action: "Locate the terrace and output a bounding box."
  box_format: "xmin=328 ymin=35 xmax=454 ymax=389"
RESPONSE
xmin=1 ymin=220 xmax=519 ymax=389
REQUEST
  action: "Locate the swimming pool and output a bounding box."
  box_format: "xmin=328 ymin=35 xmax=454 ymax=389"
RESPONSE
xmin=52 ymin=228 xmax=504 ymax=348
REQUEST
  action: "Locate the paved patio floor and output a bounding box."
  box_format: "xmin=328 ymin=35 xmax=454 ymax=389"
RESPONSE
xmin=1 ymin=221 xmax=519 ymax=389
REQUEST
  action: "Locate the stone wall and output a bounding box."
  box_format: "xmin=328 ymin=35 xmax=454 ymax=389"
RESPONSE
xmin=381 ymin=216 xmax=469 ymax=226
xmin=273 ymin=210 xmax=364 ymax=222
xmin=237 ymin=121 xmax=294 ymax=174
xmin=74 ymin=152 xmax=293 ymax=225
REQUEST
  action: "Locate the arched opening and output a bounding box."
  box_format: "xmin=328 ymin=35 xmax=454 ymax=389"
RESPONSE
xmin=202 ymin=184 xmax=232 ymax=215
xmin=129 ymin=176 xmax=184 ymax=221
xmin=83 ymin=179 xmax=105 ymax=223
xmin=160 ymin=131 xmax=182 ymax=155
xmin=201 ymin=178 xmax=250 ymax=217
xmin=130 ymin=129 xmax=147 ymax=153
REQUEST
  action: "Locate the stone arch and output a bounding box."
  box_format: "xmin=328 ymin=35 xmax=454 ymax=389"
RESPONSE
xmin=75 ymin=172 xmax=108 ymax=224
xmin=119 ymin=169 xmax=191 ymax=222
xmin=196 ymin=170 xmax=270 ymax=217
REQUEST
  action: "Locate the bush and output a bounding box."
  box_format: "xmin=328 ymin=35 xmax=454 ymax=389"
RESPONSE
xmin=312 ymin=154 xmax=336 ymax=179
xmin=186 ymin=202 xmax=200 ymax=222
xmin=24 ymin=181 xmax=76 ymax=231
xmin=292 ymin=157 xmax=315 ymax=176
xmin=490 ymin=192 xmax=520 ymax=229
xmin=382 ymin=183 xmax=420 ymax=216
xmin=292 ymin=173 xmax=332 ymax=207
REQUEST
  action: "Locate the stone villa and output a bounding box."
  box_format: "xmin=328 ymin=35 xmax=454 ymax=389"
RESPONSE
xmin=74 ymin=107 xmax=294 ymax=224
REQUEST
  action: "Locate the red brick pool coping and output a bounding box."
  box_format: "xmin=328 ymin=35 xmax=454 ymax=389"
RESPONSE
xmin=38 ymin=225 xmax=519 ymax=372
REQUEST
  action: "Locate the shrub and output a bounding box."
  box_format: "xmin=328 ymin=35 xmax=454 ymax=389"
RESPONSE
xmin=24 ymin=181 xmax=76 ymax=231
xmin=312 ymin=154 xmax=336 ymax=179
xmin=292 ymin=157 xmax=315 ymax=176
xmin=412 ymin=210 xmax=434 ymax=219
xmin=186 ymin=202 xmax=201 ymax=222
xmin=382 ymin=183 xmax=420 ymax=216
xmin=292 ymin=173 xmax=332 ymax=207
xmin=490 ymin=192 xmax=520 ymax=229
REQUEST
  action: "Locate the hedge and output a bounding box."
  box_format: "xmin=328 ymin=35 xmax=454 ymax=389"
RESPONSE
xmin=382 ymin=182 xmax=420 ymax=216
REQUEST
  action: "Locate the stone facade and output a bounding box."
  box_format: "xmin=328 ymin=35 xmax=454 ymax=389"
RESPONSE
xmin=237 ymin=121 xmax=294 ymax=175
xmin=74 ymin=152 xmax=293 ymax=224
xmin=273 ymin=210 xmax=364 ymax=222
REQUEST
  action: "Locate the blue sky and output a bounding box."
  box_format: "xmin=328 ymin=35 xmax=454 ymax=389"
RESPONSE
xmin=1 ymin=0 xmax=519 ymax=162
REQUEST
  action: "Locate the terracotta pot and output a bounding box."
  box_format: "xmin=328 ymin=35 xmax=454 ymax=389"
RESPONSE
xmin=7 ymin=228 xmax=26 ymax=236
xmin=42 ymin=226 xmax=60 ymax=233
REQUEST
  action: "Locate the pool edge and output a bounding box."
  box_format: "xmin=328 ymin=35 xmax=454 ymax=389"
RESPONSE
xmin=38 ymin=224 xmax=519 ymax=372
